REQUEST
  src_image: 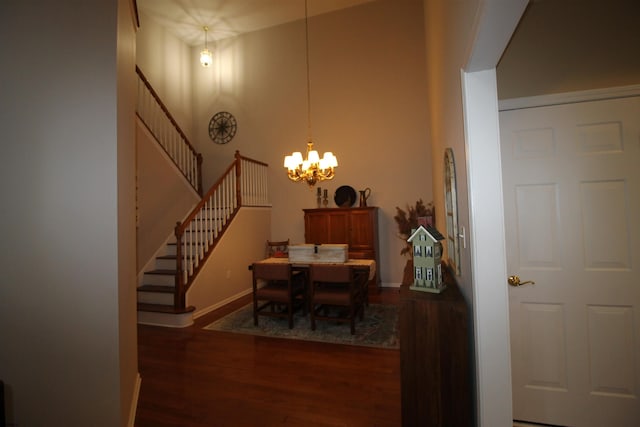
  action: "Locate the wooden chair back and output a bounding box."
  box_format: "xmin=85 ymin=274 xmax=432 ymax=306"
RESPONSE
xmin=266 ymin=239 xmax=290 ymax=258
xmin=252 ymin=262 xmax=291 ymax=283
xmin=310 ymin=264 xmax=353 ymax=284
xmin=252 ymin=261 xmax=306 ymax=329
xmin=309 ymin=264 xmax=363 ymax=334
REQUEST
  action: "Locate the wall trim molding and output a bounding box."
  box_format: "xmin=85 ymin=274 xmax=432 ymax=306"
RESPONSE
xmin=192 ymin=288 xmax=254 ymax=320
xmin=128 ymin=373 xmax=141 ymax=427
xmin=499 ymin=84 xmax=640 ymax=111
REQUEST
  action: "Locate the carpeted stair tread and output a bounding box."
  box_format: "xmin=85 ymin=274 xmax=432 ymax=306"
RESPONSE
xmin=137 ymin=303 xmax=195 ymax=314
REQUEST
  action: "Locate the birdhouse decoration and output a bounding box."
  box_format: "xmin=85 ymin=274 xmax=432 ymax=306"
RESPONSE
xmin=407 ymin=225 xmax=446 ymax=293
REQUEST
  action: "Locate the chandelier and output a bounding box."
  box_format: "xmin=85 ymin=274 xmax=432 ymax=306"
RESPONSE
xmin=283 ymin=0 xmax=338 ymax=187
xmin=200 ymin=26 xmax=212 ymax=67
xmin=284 ymin=141 xmax=338 ymax=186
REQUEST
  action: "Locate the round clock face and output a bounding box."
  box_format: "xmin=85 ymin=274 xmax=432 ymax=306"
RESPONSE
xmin=208 ymin=111 xmax=237 ymax=144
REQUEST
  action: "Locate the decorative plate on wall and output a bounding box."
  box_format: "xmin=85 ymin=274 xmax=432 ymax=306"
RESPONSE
xmin=208 ymin=111 xmax=237 ymax=144
xmin=334 ymin=185 xmax=356 ymax=208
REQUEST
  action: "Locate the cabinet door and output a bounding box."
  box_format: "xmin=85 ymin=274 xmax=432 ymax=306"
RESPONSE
xmin=305 ymin=212 xmax=328 ymax=244
xmin=349 ymin=210 xmax=375 ymax=251
xmin=326 ymin=211 xmax=349 ymax=243
xmin=304 ymin=211 xmax=349 ymax=244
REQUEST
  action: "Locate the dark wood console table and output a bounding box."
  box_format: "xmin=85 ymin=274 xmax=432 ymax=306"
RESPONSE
xmin=399 ymin=261 xmax=472 ymax=426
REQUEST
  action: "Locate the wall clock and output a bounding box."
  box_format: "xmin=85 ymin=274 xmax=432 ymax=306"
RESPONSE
xmin=208 ymin=111 xmax=237 ymax=144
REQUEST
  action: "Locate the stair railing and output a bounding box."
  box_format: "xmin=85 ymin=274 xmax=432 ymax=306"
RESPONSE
xmin=136 ymin=66 xmax=203 ymax=195
xmin=174 ymin=151 xmax=269 ymax=308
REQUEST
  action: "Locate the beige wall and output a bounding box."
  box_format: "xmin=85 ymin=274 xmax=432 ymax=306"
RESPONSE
xmin=136 ymin=11 xmax=194 ymax=139
xmin=136 ymin=121 xmax=200 ymax=270
xmin=136 ymin=0 xmax=432 ymax=286
xmin=0 ymin=0 xmax=138 ymax=425
xmin=423 ymin=0 xmax=481 ymax=302
xmin=189 ymin=0 xmax=432 ymax=286
xmin=497 ymin=0 xmax=640 ymax=99
xmin=188 ymin=208 xmax=272 ymax=316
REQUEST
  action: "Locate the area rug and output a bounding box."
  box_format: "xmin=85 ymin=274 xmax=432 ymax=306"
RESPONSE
xmin=204 ymin=303 xmax=399 ymax=349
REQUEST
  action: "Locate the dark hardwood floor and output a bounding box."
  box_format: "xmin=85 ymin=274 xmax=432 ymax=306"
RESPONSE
xmin=135 ymin=289 xmax=402 ymax=427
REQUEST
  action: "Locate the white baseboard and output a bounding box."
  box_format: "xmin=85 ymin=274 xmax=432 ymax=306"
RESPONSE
xmin=513 ymin=422 xmax=550 ymax=427
xmin=381 ymin=282 xmax=401 ymax=288
xmin=191 ymin=288 xmax=254 ymax=320
xmin=137 ymin=310 xmax=194 ymax=328
xmin=128 ymin=373 xmax=141 ymax=427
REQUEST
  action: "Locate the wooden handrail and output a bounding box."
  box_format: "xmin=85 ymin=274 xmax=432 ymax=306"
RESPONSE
xmin=136 ymin=66 xmax=202 ymax=195
xmin=176 ymin=159 xmax=238 ymax=236
xmin=173 ymin=151 xmax=270 ymax=308
xmin=136 ymin=66 xmax=198 ymax=155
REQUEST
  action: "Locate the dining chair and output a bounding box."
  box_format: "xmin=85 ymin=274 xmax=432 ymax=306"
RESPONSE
xmin=252 ymin=262 xmax=306 ymax=329
xmin=345 ymin=252 xmax=371 ymax=306
xmin=266 ymin=239 xmax=290 ymax=258
xmin=308 ymin=264 xmax=364 ymax=335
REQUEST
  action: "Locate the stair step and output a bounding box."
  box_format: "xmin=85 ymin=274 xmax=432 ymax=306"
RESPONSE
xmin=166 ymin=243 xmax=177 ymax=256
xmin=155 ymin=256 xmax=176 ymax=270
xmin=137 ymin=289 xmax=174 ymax=305
xmin=137 ymin=303 xmax=195 ymax=314
xmin=145 ymin=269 xmax=177 ymax=275
xmin=137 ymin=304 xmax=195 ymax=328
xmin=138 ymin=284 xmax=174 ymax=293
xmin=164 ymin=242 xmax=209 ymax=257
xmin=143 ymin=269 xmax=176 ymax=286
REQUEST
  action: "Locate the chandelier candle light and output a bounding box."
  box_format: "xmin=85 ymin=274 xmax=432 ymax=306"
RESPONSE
xmin=283 ymin=0 xmax=338 ymax=187
xmin=200 ymin=26 xmax=213 ymax=67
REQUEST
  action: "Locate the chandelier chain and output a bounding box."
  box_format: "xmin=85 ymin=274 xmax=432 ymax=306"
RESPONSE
xmin=305 ymin=0 xmax=312 ymax=141
xmin=283 ymin=0 xmax=337 ymax=187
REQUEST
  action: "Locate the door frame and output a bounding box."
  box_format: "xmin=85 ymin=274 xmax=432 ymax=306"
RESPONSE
xmin=463 ymin=69 xmax=513 ymax=427
xmin=466 ymin=82 xmax=640 ymax=426
xmin=499 ymin=84 xmax=640 ymax=111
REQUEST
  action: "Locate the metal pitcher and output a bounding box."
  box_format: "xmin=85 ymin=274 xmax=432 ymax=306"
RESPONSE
xmin=359 ymin=188 xmax=371 ymax=207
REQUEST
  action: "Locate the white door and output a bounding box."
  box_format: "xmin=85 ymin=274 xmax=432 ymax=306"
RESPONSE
xmin=500 ymin=95 xmax=640 ymax=426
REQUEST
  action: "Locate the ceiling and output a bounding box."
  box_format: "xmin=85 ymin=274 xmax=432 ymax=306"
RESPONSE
xmin=136 ymin=0 xmax=375 ymax=46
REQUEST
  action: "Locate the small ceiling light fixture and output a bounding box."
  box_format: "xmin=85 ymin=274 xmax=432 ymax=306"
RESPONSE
xmin=200 ymin=26 xmax=213 ymax=67
xmin=283 ymin=0 xmax=337 ymax=187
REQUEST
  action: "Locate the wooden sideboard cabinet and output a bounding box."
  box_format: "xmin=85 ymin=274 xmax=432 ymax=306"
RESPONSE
xmin=400 ymin=262 xmax=471 ymax=426
xmin=303 ymin=207 xmax=380 ymax=290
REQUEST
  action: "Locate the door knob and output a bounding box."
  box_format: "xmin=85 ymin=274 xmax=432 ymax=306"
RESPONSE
xmin=508 ymin=275 xmax=535 ymax=287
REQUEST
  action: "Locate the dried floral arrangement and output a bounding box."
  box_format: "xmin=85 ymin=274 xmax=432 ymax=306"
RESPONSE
xmin=394 ymin=199 xmax=435 ymax=256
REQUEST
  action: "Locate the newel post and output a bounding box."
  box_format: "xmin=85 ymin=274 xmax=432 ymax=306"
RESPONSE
xmin=174 ymin=221 xmax=185 ymax=309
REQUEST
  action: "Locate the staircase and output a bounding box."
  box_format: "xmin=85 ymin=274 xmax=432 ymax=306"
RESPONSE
xmin=137 ymin=241 xmax=194 ymax=327
xmin=136 ymin=151 xmax=269 ymax=327
xmin=135 ymin=65 xmax=269 ymax=327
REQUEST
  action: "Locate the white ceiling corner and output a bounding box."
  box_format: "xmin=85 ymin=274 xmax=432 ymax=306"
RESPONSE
xmin=137 ymin=0 xmax=376 ymax=46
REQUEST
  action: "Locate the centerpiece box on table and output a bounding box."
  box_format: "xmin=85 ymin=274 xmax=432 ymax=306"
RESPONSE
xmin=288 ymin=244 xmax=348 ymax=263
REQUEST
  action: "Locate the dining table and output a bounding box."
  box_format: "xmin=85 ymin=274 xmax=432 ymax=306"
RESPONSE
xmin=251 ymin=257 xmax=376 ymax=282
xmin=251 ymin=257 xmax=376 ymax=306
